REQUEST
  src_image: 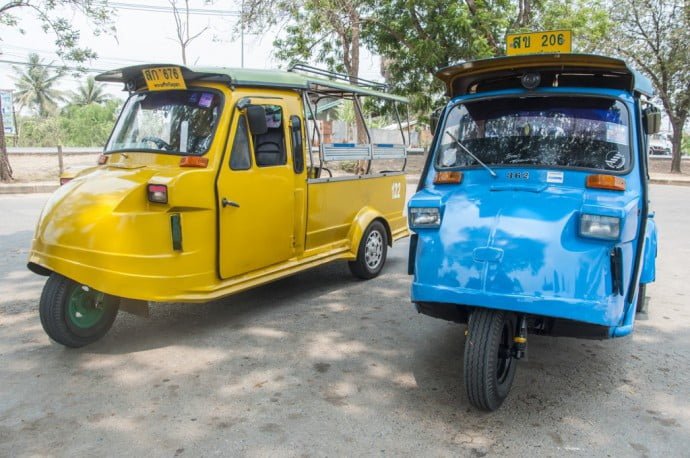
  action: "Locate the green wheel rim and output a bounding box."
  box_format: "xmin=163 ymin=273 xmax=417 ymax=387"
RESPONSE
xmin=67 ymin=286 xmax=107 ymax=329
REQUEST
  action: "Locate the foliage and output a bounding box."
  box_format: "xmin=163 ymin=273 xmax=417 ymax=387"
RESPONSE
xmin=0 ymin=0 xmax=115 ymax=63
xmin=607 ymin=0 xmax=689 ymax=173
xmin=0 ymin=0 xmax=116 ymax=181
xmin=242 ymin=0 xmax=370 ymax=77
xmin=366 ymin=0 xmax=612 ymax=116
xmin=16 ymin=115 xmax=63 ymax=147
xmin=12 ymin=53 xmax=65 ymax=117
xmin=69 ymin=76 xmax=110 ymax=106
xmin=365 ymin=0 xmax=510 ymax=115
xmin=17 ymin=100 xmax=121 ymax=147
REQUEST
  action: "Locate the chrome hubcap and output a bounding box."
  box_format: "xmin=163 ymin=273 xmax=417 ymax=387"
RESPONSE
xmin=364 ymin=230 xmax=384 ymax=270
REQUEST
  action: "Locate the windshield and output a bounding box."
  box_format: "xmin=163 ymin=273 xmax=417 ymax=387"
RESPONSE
xmin=106 ymin=90 xmax=221 ymax=155
xmin=436 ymin=96 xmax=631 ymax=172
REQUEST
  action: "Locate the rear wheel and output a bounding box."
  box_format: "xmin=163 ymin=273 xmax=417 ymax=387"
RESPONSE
xmin=39 ymin=273 xmax=120 ymax=348
xmin=348 ymin=220 xmax=388 ymax=280
xmin=464 ymin=309 xmax=517 ymax=411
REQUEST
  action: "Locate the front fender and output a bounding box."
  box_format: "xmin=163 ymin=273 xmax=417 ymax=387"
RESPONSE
xmin=640 ymin=214 xmax=657 ymax=284
xmin=347 ymin=207 xmax=391 ymax=258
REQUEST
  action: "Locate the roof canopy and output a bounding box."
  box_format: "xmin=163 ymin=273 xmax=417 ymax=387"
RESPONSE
xmin=96 ymin=64 xmax=408 ymax=103
xmin=435 ymin=53 xmax=653 ymax=98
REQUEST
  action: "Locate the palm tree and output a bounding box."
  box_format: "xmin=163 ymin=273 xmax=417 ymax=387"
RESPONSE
xmin=12 ymin=53 xmax=64 ymax=117
xmin=69 ymin=76 xmax=110 ymax=106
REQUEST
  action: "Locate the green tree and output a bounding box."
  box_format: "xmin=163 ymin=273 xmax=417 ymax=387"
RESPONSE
xmin=12 ymin=53 xmax=65 ymax=117
xmin=243 ymin=0 xmax=377 ymax=173
xmin=366 ymin=0 xmax=611 ymax=115
xmin=17 ymin=99 xmax=120 ymax=147
xmin=60 ymin=100 xmax=120 ymax=146
xmin=69 ymin=76 xmax=110 ymax=106
xmin=0 ymin=0 xmax=115 ymax=182
xmin=365 ymin=0 xmax=512 ymax=115
xmin=608 ymin=0 xmax=689 ymax=173
xmin=16 ymin=116 xmax=63 ymax=147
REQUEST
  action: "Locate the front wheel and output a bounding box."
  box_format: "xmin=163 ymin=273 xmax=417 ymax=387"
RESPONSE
xmin=464 ymin=309 xmax=517 ymax=411
xmin=348 ymin=220 xmax=388 ymax=280
xmin=39 ymin=273 xmax=120 ymax=348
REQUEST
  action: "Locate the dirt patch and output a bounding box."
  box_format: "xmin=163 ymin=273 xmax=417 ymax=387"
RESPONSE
xmin=6 ymin=153 xmax=99 ymax=183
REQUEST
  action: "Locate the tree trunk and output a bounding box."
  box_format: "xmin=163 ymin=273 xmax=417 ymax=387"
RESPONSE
xmin=670 ymin=117 xmax=685 ymax=173
xmin=346 ymin=13 xmax=368 ymax=174
xmin=0 ymin=95 xmax=14 ymax=182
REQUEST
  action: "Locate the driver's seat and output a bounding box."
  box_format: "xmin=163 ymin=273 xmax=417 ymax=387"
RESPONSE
xmin=255 ymin=128 xmax=285 ymax=166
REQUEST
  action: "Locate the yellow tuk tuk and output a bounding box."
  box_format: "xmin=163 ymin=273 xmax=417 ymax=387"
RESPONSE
xmin=28 ymin=64 xmax=409 ymax=347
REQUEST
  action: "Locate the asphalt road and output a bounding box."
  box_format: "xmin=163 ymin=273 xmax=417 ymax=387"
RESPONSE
xmin=1 ymin=186 xmax=688 ymax=457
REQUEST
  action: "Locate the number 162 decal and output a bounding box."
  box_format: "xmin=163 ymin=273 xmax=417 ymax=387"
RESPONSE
xmin=392 ymin=182 xmax=401 ymax=199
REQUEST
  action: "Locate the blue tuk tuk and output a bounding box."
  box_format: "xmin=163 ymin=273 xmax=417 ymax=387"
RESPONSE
xmin=407 ymin=53 xmax=660 ymax=410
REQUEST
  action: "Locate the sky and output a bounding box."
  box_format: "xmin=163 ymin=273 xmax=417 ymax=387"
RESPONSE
xmin=0 ymin=0 xmax=382 ymax=101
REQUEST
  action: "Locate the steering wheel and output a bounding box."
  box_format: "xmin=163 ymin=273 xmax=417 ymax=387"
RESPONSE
xmin=142 ymin=136 xmax=173 ymax=151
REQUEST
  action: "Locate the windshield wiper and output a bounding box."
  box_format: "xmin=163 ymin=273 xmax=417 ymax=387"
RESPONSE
xmin=445 ymin=130 xmax=497 ymax=178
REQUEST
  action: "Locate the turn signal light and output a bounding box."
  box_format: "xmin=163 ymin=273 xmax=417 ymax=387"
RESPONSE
xmin=59 ymin=177 xmax=72 ymax=186
xmin=97 ymin=154 xmax=109 ymax=165
xmin=147 ymin=184 xmax=168 ymax=204
xmin=180 ymin=156 xmax=209 ymax=168
xmin=586 ymin=174 xmax=626 ymax=191
xmin=434 ymin=171 xmax=463 ymax=184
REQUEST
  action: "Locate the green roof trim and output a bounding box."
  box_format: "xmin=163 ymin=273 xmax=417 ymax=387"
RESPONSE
xmin=96 ymin=64 xmax=408 ymax=103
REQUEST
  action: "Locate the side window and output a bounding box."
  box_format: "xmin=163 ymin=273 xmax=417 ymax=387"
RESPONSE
xmin=230 ymin=115 xmax=252 ymax=170
xmin=290 ymin=115 xmax=304 ymax=173
xmin=254 ymin=105 xmax=287 ymax=167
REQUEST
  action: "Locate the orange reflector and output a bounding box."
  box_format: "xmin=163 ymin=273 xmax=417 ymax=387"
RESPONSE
xmin=180 ymin=156 xmax=209 ymax=168
xmin=97 ymin=154 xmax=108 ymax=165
xmin=586 ymin=174 xmax=626 ymax=191
xmin=434 ymin=171 xmax=463 ymax=184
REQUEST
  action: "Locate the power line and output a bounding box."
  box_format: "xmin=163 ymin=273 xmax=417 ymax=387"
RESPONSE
xmin=107 ymin=2 xmax=241 ymax=16
xmin=0 ymin=43 xmax=152 ymax=65
xmin=0 ymin=58 xmax=108 ymax=74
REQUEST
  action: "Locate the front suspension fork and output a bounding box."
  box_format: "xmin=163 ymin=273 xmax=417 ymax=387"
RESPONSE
xmin=512 ymin=315 xmax=528 ymax=359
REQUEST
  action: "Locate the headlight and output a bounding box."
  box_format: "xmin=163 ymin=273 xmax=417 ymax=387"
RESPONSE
xmin=579 ymin=214 xmax=620 ymax=240
xmin=410 ymin=207 xmax=441 ymax=228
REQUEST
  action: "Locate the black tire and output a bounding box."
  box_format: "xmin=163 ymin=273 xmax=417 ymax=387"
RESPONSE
xmin=636 ymin=284 xmax=648 ymax=314
xmin=464 ymin=309 xmax=517 ymax=411
xmin=348 ymin=220 xmax=388 ymax=280
xmin=39 ymin=273 xmax=120 ymax=348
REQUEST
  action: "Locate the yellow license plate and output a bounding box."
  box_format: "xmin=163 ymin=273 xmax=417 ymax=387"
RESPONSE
xmin=142 ymin=66 xmax=187 ymax=91
xmin=506 ymin=30 xmax=572 ymax=56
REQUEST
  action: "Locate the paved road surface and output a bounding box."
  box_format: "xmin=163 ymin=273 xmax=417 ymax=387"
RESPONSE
xmin=0 ymin=186 xmax=688 ymax=456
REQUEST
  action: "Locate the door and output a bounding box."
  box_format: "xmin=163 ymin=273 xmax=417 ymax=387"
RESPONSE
xmin=217 ymin=99 xmax=295 ymax=279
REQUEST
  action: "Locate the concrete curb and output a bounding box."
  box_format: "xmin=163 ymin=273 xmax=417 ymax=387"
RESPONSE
xmin=649 ymin=178 xmax=690 ymax=187
xmin=0 ymin=183 xmax=58 ymax=195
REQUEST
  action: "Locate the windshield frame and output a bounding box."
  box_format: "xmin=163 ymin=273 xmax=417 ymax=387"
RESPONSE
xmin=104 ymin=88 xmax=225 ymax=156
xmin=432 ymin=93 xmax=634 ymax=175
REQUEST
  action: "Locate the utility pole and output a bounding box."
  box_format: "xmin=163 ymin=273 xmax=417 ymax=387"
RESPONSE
xmin=0 ymin=92 xmax=12 ymax=182
xmin=0 ymin=50 xmax=9 ymax=181
xmin=240 ymin=0 xmax=245 ymax=68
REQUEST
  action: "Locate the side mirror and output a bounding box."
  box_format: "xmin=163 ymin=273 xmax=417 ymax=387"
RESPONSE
xmin=429 ymin=107 xmax=442 ymax=134
xmin=246 ymin=105 xmax=268 ymax=135
xmin=643 ymin=105 xmax=661 ymax=135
